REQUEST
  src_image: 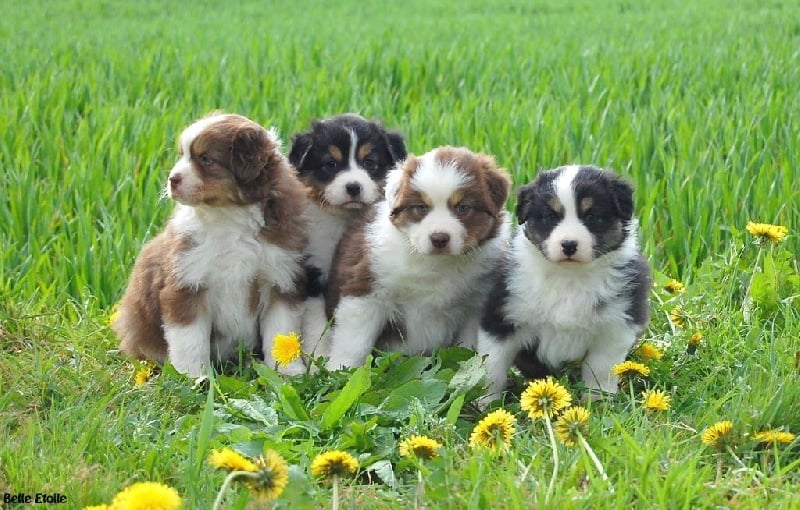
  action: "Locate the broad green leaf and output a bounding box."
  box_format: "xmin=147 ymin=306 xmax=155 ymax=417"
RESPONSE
xmin=226 ymin=397 xmax=279 ymax=428
xmin=280 ymin=384 xmax=310 ymax=422
xmin=367 ymin=460 xmax=398 ymax=490
xmin=380 ymin=379 xmax=448 ymax=418
xmin=321 ymin=358 xmax=372 ymax=430
xmin=253 ymin=362 xmax=286 ymax=395
xmin=445 ymin=393 xmax=466 ymax=426
xmin=381 ymin=356 xmax=431 ymax=387
xmin=448 ymin=354 xmax=486 ymax=393
xmin=214 ymin=423 xmax=253 ymax=443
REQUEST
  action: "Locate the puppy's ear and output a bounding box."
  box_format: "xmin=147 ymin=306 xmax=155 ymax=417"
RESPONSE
xmin=384 ymin=156 xmax=417 ymax=202
xmin=478 ymin=155 xmax=511 ymax=212
xmin=288 ymin=131 xmax=313 ymax=168
xmin=232 ymin=125 xmax=271 ymax=183
xmin=515 ymin=183 xmax=536 ymax=224
xmin=385 ymin=130 xmax=408 ymax=163
xmin=608 ymin=173 xmax=634 ymax=220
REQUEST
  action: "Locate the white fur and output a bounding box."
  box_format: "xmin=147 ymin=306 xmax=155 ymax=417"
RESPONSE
xmin=544 ymin=165 xmax=594 ymax=262
xmin=167 ymin=115 xmax=282 ymax=203
xmin=164 ymin=203 xmax=304 ymax=376
xmin=298 ymin=201 xmax=345 ymax=355
xmin=394 ymin=154 xmax=473 ymax=255
xmin=479 ymin=215 xmax=643 ymax=401
xmin=326 ymin=200 xmax=512 ymax=369
xmin=322 ymin=130 xmax=382 ymax=208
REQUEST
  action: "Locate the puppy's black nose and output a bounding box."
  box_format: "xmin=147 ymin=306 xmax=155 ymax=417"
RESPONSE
xmin=345 ymin=182 xmax=362 ymax=198
xmin=169 ymin=174 xmax=182 ymax=186
xmin=561 ymin=240 xmax=578 ymax=256
xmin=430 ymin=232 xmax=450 ymax=249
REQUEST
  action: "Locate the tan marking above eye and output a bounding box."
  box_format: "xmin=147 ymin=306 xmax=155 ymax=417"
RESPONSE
xmin=546 ymin=197 xmax=564 ymax=214
xmin=393 ymin=189 xmax=432 ymax=216
xmin=580 ymin=197 xmax=594 ymax=213
xmin=448 ymin=189 xmax=466 ymax=208
xmin=357 ymin=143 xmax=373 ymax=161
xmin=328 ymin=146 xmax=344 ymax=162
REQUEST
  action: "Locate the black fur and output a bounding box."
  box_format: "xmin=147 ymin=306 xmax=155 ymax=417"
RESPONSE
xmin=288 ymin=114 xmax=407 ymax=184
xmin=303 ymin=259 xmax=325 ymax=298
xmin=514 ymin=347 xmax=553 ymax=380
xmin=620 ymin=253 xmax=652 ymax=328
xmin=479 ymin=262 xmax=517 ymax=338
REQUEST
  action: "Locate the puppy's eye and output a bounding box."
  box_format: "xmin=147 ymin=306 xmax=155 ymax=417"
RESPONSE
xmin=325 ymin=160 xmax=338 ymax=169
xmin=455 ymin=203 xmax=472 ymax=215
xmin=584 ymin=212 xmax=606 ymax=227
xmin=536 ymin=209 xmax=559 ymax=224
xmin=412 ymin=204 xmax=429 ymax=215
xmin=197 ymin=154 xmax=213 ymax=167
xmin=362 ymin=157 xmax=378 ymax=171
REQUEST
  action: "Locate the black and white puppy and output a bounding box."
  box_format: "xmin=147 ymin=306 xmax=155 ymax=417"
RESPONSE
xmin=477 ymin=165 xmax=651 ymax=401
xmin=325 ymin=147 xmax=512 ymax=370
xmin=288 ymin=114 xmax=407 ymax=357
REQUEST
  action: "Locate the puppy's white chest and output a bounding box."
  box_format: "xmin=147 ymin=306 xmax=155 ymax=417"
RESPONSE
xmin=303 ymin=203 xmax=350 ymax=278
xmin=171 ymin=205 xmax=298 ymax=339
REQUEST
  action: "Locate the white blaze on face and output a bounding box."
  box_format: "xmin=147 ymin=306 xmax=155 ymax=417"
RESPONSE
xmin=404 ymin=153 xmax=471 ymax=255
xmin=323 ymin=129 xmax=381 ymax=208
xmin=543 ymin=165 xmax=595 ymax=263
xmin=167 ymin=115 xmax=228 ymax=203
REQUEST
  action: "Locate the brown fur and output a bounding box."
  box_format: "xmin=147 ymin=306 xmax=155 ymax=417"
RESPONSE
xmin=113 ymin=113 xmax=308 ymax=365
xmin=431 ymin=147 xmax=511 ymax=214
xmin=325 ymin=207 xmax=377 ymax=317
xmin=389 ymin=147 xmax=511 ymax=252
xmin=113 ymin=226 xmax=195 ymax=364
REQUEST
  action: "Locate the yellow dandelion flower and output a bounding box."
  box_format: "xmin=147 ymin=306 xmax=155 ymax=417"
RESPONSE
xmin=669 ymin=306 xmax=686 ymax=328
xmin=109 ymin=481 xmax=182 ymax=510
xmin=310 ymin=450 xmax=359 ymax=480
xmin=687 ymin=331 xmax=703 ymax=354
xmin=134 ymin=366 xmax=153 ymax=387
xmin=246 ymin=450 xmax=290 ymax=501
xmin=746 ymin=221 xmax=788 ymax=243
xmin=701 ymin=420 xmax=734 ymax=448
xmin=469 ymin=409 xmax=517 ymax=450
xmin=208 ymin=448 xmax=258 ymax=473
xmin=664 ymin=279 xmax=685 ymax=293
xmin=520 ymin=377 xmax=572 ymax=419
xmin=398 ymin=435 xmax=442 ymax=461
xmin=271 ymin=332 xmax=302 ymax=367
xmin=611 ymin=361 xmax=650 ymax=379
xmin=642 ymin=389 xmax=671 ymax=412
xmin=554 ymin=406 xmax=591 ymax=447
xmin=753 ymin=430 xmax=796 ymax=445
xmin=634 ymin=342 xmax=663 ymax=361
xmin=108 ymin=302 xmax=121 ymax=326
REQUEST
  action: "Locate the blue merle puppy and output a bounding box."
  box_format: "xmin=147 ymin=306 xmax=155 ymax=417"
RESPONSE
xmin=477 ymin=165 xmax=651 ymax=402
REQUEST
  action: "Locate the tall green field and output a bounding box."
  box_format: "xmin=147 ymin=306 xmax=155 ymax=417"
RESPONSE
xmin=1 ymin=0 xmax=798 ymax=508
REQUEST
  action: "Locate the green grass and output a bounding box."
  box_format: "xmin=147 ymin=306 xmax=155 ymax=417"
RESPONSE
xmin=1 ymin=0 xmax=799 ymax=508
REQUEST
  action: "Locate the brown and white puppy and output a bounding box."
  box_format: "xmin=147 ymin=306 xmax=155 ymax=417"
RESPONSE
xmin=112 ymin=113 xmax=308 ymax=377
xmin=324 ymin=146 xmax=512 ymax=369
xmin=288 ymin=114 xmax=406 ymax=356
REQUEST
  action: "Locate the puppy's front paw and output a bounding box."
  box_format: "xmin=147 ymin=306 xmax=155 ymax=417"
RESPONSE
xmin=277 ymin=360 xmax=306 ymax=377
xmin=325 ymin=355 xmax=356 ymax=372
xmin=170 ymin=359 xmax=208 ymax=379
xmin=476 ymin=391 xmax=502 ymax=412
